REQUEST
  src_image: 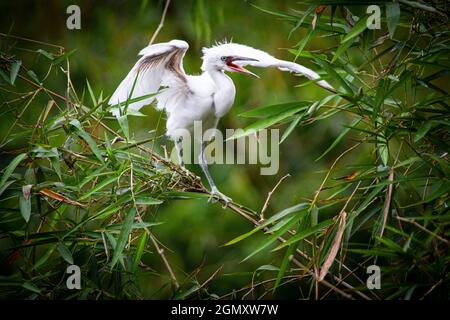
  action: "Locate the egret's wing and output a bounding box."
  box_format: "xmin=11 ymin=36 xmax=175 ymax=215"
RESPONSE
xmin=109 ymin=40 xmax=189 ymax=116
xmin=230 ymin=44 xmax=335 ymax=93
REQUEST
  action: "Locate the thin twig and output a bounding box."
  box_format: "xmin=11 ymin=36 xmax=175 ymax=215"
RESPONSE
xmin=149 ymin=0 xmax=171 ymax=45
xmin=130 ymin=161 xmax=180 ymax=289
xmin=420 ymin=279 xmax=444 ymax=300
xmin=260 ymin=174 xmax=290 ymax=221
xmin=379 ymin=169 xmax=394 ymax=238
xmin=396 ymin=216 xmax=449 ymax=245
xmin=0 ymin=32 xmax=65 ymax=50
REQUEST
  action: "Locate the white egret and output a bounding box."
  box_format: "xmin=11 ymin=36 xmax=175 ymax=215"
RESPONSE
xmin=109 ymin=40 xmax=334 ymax=205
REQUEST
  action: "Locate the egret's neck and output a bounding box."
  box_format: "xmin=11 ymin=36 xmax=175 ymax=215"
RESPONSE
xmin=203 ymin=67 xmax=236 ymax=118
xmin=204 ymin=67 xmax=232 ymax=87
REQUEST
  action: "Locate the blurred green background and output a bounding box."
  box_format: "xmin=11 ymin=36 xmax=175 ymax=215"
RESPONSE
xmin=3 ymin=0 xmax=439 ymax=299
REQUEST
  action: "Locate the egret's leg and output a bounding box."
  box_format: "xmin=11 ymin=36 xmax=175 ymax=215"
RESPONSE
xmin=198 ymin=142 xmax=231 ymax=207
xmin=175 ymin=137 xmax=185 ymax=169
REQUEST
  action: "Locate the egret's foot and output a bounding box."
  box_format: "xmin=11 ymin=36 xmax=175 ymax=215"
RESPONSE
xmin=179 ymin=165 xmax=191 ymax=175
xmin=172 ymin=164 xmax=190 ymax=179
xmin=208 ymin=187 xmax=232 ymax=208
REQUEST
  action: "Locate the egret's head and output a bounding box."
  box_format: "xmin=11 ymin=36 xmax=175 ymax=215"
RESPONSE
xmin=201 ymin=41 xmax=263 ymax=77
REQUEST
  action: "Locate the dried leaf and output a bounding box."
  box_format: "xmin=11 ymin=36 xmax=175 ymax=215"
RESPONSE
xmin=319 ymin=210 xmax=347 ymax=281
xmin=39 ymin=188 xmax=83 ymax=207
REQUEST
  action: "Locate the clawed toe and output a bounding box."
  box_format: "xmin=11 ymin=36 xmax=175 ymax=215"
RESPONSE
xmin=208 ymin=187 xmax=232 ymax=208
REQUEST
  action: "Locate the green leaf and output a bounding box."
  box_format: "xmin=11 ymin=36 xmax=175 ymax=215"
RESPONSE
xmin=224 ymin=203 xmax=308 ymax=246
xmin=386 ymin=3 xmax=400 ymax=38
xmin=19 ymin=185 xmax=32 ymax=223
xmin=10 ymin=60 xmax=21 ymax=85
xmin=316 ymin=117 xmax=361 ymax=161
xmin=378 ymin=141 xmax=389 ymax=166
xmin=57 ymin=243 xmax=74 ymax=264
xmin=109 ymin=92 xmax=158 ymax=110
xmin=117 ymin=115 xmax=130 ymax=140
xmin=0 ymin=69 xmax=10 ymax=83
xmin=134 ymin=197 xmax=163 ymax=205
xmin=36 ymin=49 xmax=54 ymax=60
xmin=256 ymin=264 xmax=279 ymax=272
xmin=342 ymin=15 xmax=369 ymax=44
xmin=86 ymin=79 xmax=97 ymax=106
xmin=22 ymin=281 xmax=41 ymax=294
xmin=239 ymin=101 xmax=310 ymax=118
xmin=27 ymin=70 xmax=40 ymax=83
xmin=69 ymin=119 xmax=104 ymax=163
xmin=164 ymin=191 xmax=210 ymax=199
xmin=229 ymin=105 xmax=308 ymax=140
xmin=315 ymin=59 xmax=353 ymax=95
xmin=289 ymin=5 xmax=315 ymax=37
xmin=52 ymin=49 xmax=76 ymax=65
xmin=414 ymin=121 xmax=433 ymax=142
xmin=33 ymin=245 xmax=56 ymax=270
xmin=273 ymin=221 xmax=304 ymax=292
xmin=294 ymin=28 xmax=315 ymax=60
xmin=0 ymin=180 xmax=15 ymax=197
xmin=132 ymin=231 xmax=148 ymax=272
xmin=79 ymin=176 xmax=118 ymax=201
xmin=272 ymin=219 xmax=334 ymax=251
xmin=374 ymin=78 xmax=387 ymax=116
xmin=0 ymin=153 xmax=27 ymax=191
xmin=51 ymin=156 xmax=62 ymax=180
xmin=111 ymin=207 xmax=137 ymax=268
xmin=242 ymin=212 xmax=303 ymax=262
xmin=332 ymin=37 xmax=355 ymax=64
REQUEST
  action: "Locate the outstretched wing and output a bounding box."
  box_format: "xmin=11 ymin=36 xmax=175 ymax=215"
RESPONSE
xmin=109 ymin=40 xmax=189 ymax=116
xmin=228 ymin=44 xmax=336 ymax=93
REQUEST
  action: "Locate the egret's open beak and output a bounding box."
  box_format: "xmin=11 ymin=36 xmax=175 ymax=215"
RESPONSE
xmin=227 ymin=56 xmax=259 ymax=78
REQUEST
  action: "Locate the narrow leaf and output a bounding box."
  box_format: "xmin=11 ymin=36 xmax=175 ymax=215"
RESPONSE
xmin=111 ymin=207 xmax=137 ymax=268
xmin=0 ymin=153 xmax=27 ymax=191
xmin=318 ymin=211 xmax=347 ymax=281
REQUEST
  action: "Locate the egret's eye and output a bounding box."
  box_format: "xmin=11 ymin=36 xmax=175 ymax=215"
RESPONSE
xmin=220 ymin=56 xmax=227 ymax=62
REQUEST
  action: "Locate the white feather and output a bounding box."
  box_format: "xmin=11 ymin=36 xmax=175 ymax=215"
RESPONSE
xmin=109 ymin=40 xmax=189 ymax=117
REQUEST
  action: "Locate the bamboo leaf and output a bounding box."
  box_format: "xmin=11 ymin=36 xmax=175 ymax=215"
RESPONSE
xmin=318 ymin=211 xmax=346 ymax=281
xmin=111 ymin=207 xmax=136 ymax=268
xmin=78 ymin=176 xmax=118 ymax=201
xmin=242 ymin=212 xmax=303 ymax=262
xmin=134 ymin=197 xmax=163 ymax=205
xmin=316 ymin=117 xmax=361 ymax=161
xmin=272 ymin=219 xmax=334 ymax=251
xmin=10 ymin=60 xmax=22 ymax=85
xmin=239 ymin=101 xmax=310 ymax=118
xmin=414 ymin=121 xmax=433 ymax=142
xmin=224 ymin=203 xmax=308 ymax=246
xmin=69 ymin=119 xmax=104 ymax=164
xmin=19 ymin=185 xmax=32 ymax=223
xmin=0 ymin=153 xmax=27 ymax=191
xmin=229 ymin=105 xmax=308 ymax=140
xmin=386 ymin=3 xmax=401 ymax=38
xmin=57 ymin=243 xmax=74 ymax=264
xmin=342 ymin=15 xmax=369 ymax=43
xmin=132 ymin=232 xmax=148 ymax=272
xmin=22 ymin=281 xmax=41 ymax=294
